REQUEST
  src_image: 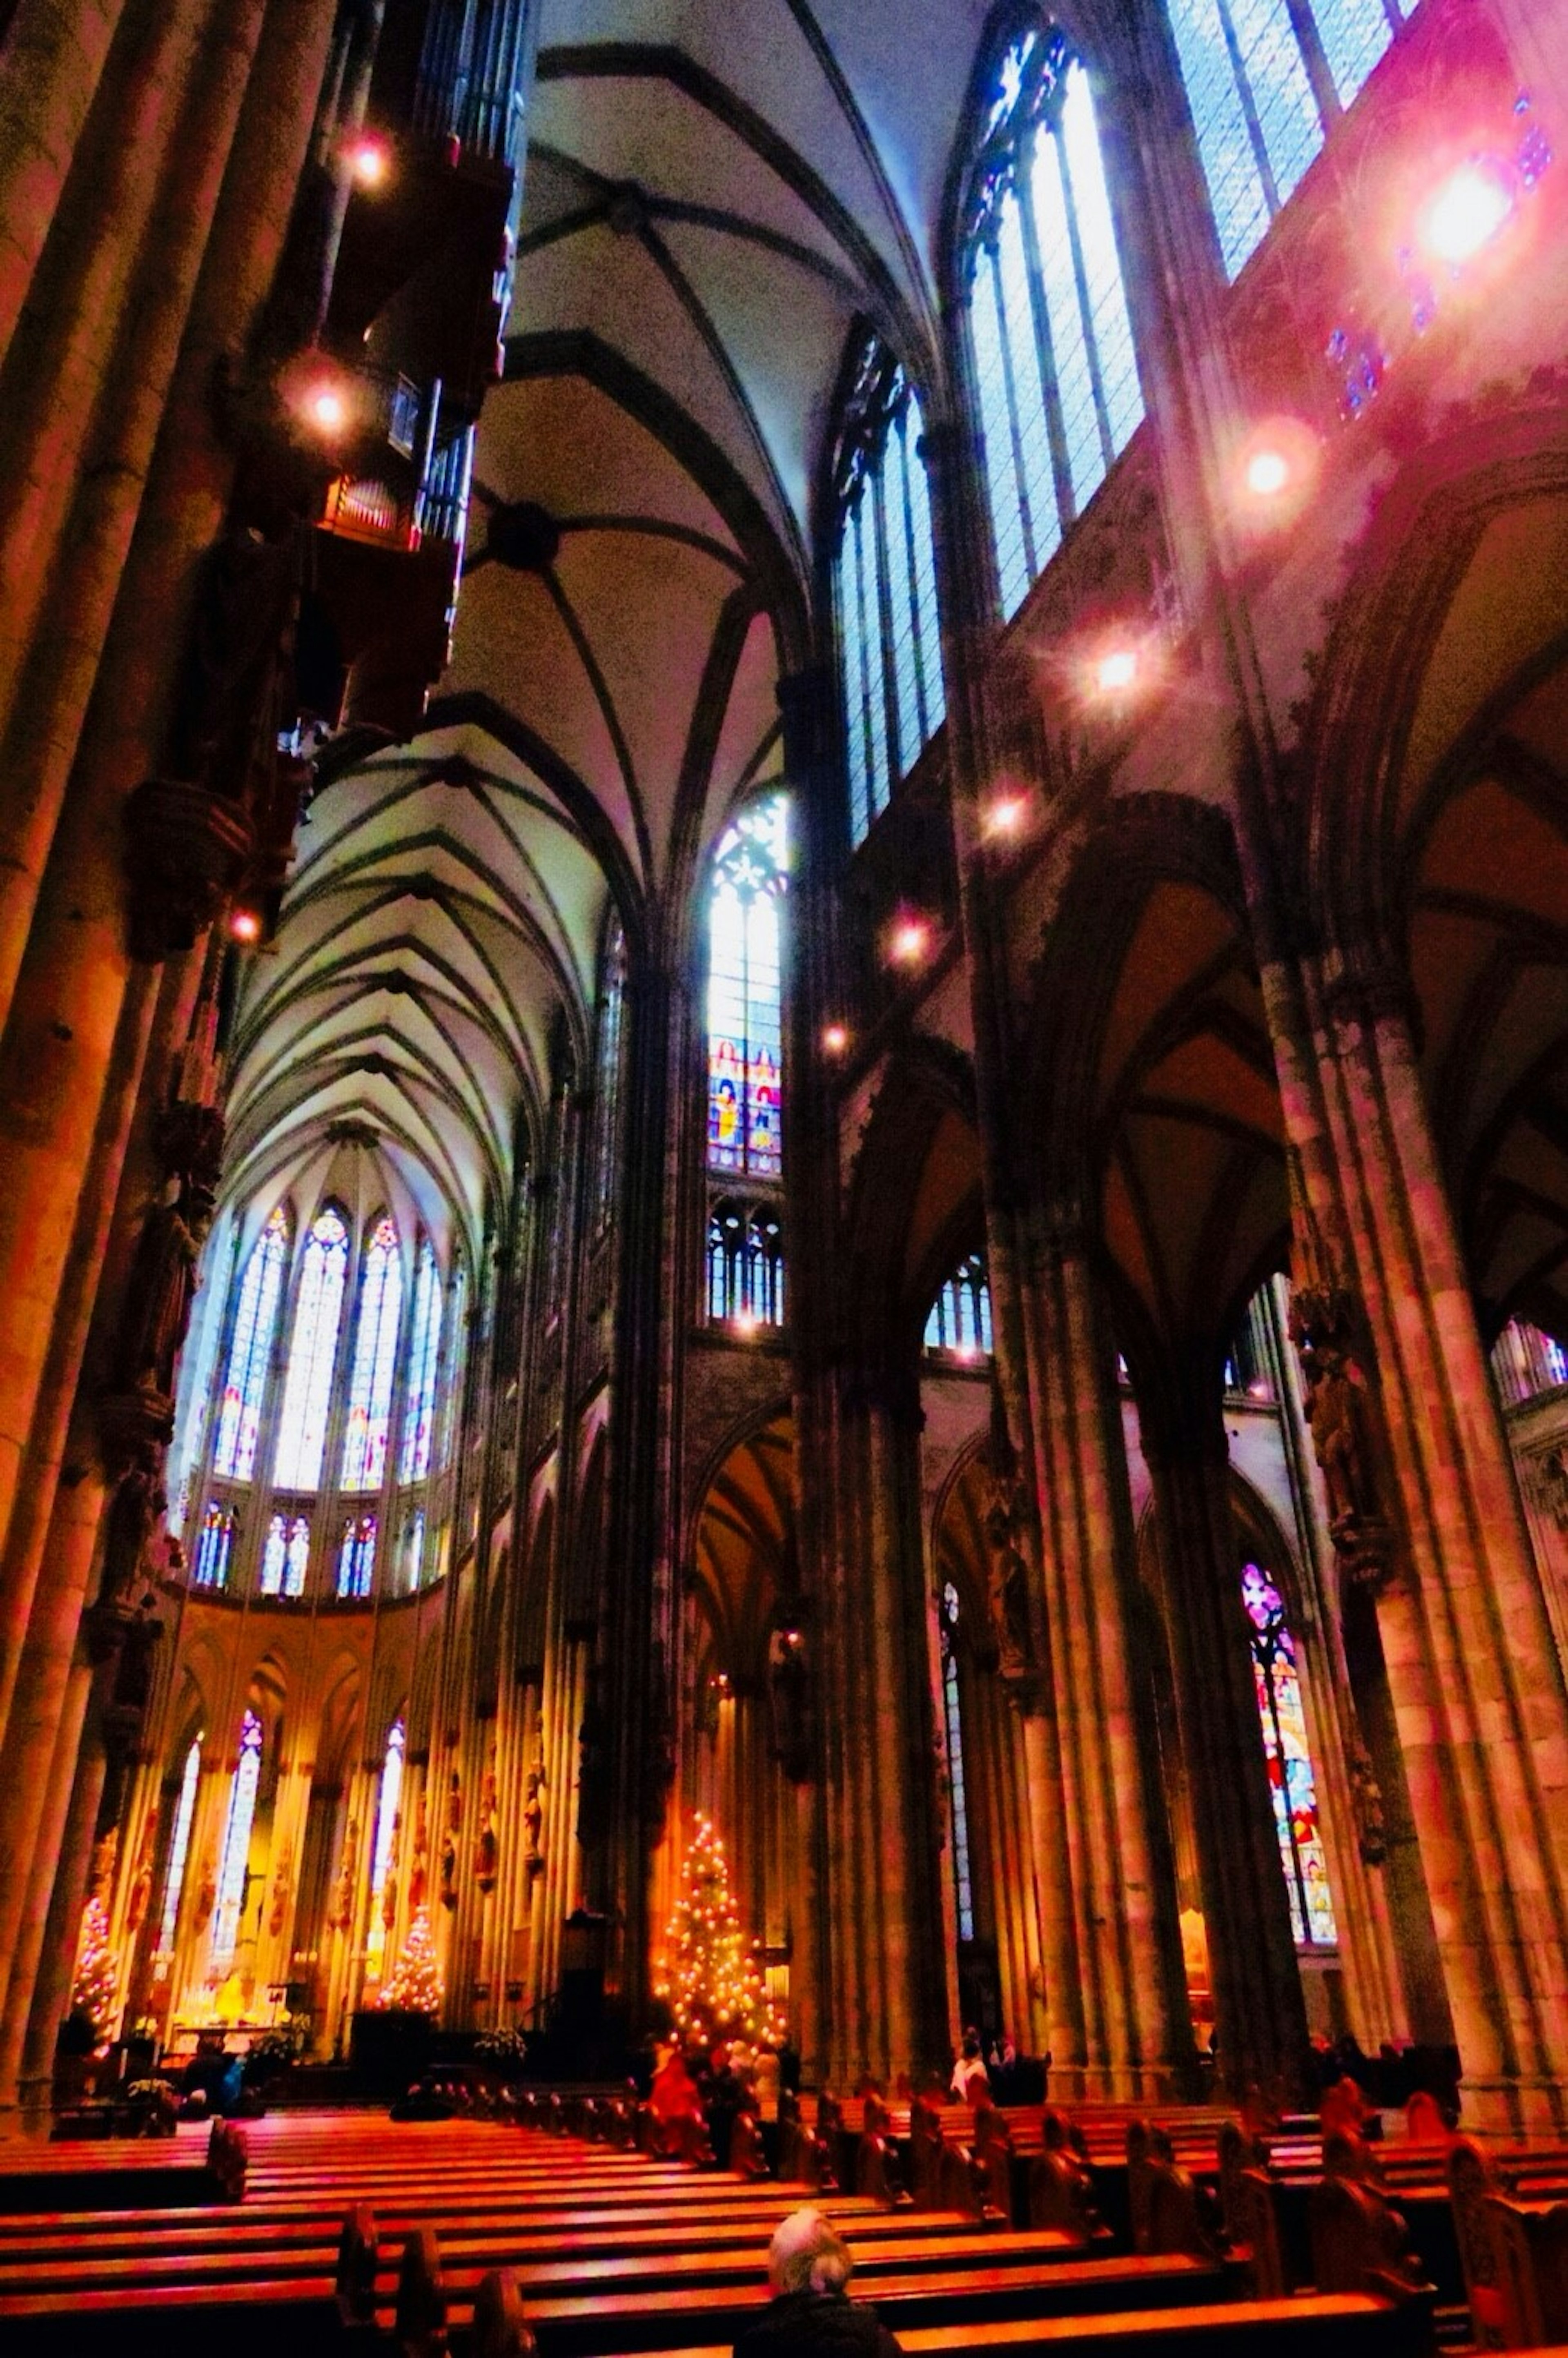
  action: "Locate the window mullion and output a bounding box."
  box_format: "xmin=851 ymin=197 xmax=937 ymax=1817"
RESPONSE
xmin=1016 ymin=133 xmax=1076 ymax=534
xmin=985 ymin=238 xmax=1040 ymax=579
xmin=895 ymin=420 xmax=930 ymax=744
xmin=870 ymin=463 xmax=901 ymax=782
xmin=850 ymin=498 xmax=881 ymax=824
xmin=1287 ymin=0 xmax=1343 ymax=128
xmin=1214 ymin=0 xmax=1284 ymax=213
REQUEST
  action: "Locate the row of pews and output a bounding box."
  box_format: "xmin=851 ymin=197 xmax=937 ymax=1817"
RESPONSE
xmin=0 ymin=2085 xmax=1563 ymax=2354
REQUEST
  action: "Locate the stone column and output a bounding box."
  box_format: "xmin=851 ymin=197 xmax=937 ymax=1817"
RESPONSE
xmin=1018 ymin=1216 xmax=1191 ymax=2096
xmin=0 ymin=0 xmax=130 ymax=361
xmin=1285 ymin=958 xmax=1568 ymax=2128
xmin=1140 ymin=1381 xmax=1310 ymax=2101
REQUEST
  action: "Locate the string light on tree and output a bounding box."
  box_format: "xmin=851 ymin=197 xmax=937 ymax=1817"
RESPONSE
xmin=379 ymin=1905 xmax=443 ymax=2015
xmin=70 ymin=1895 xmax=119 ymax=2046
xmin=654 ymin=1815 xmax=784 ymax=2051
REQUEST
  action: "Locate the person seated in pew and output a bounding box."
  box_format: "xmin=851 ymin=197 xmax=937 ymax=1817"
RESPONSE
xmin=735 ymin=2208 xmax=904 ymax=2358
xmin=950 ymin=2033 xmax=989 ymax=2104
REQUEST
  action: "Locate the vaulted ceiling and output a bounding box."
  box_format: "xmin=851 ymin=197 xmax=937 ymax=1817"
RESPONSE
xmin=231 ymin=0 xmax=997 ymax=1248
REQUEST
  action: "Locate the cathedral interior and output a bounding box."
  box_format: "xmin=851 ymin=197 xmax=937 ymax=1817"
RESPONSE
xmin=6 ymin=0 xmax=1568 ymax=2173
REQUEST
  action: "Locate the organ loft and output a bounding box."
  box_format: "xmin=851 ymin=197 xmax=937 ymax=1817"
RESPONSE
xmin=3 ymin=0 xmax=1568 ymax=2340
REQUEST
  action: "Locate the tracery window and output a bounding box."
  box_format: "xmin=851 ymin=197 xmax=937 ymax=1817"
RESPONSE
xmin=832 ymin=342 xmax=947 ymax=844
xmin=1242 ymin=1564 xmax=1338 ymax=1947
xmin=593 ymin=920 xmax=627 ymax=1229
xmin=366 ymin=1717 xmax=405 ymax=1977
xmin=259 ymin=1511 xmax=311 ymax=1599
xmin=273 ymin=1206 xmax=351 ymax=1492
xmin=214 ymin=1207 xmax=290 ymax=1481
xmin=1165 ymin=0 xmax=1410 ymax=280
xmin=399 ymin=1240 xmax=443 ymax=1484
xmin=939 ymin=1582 xmax=976 ymax=1943
xmin=341 ymin=1216 xmax=403 ymax=1493
xmin=706 ymin=1200 xmax=785 ymax=1328
xmin=398 ymin=1508 xmax=426 ymax=1594
xmin=438 ymin=1258 xmax=467 ymax=1471
xmin=961 ymin=22 xmax=1143 ymax=617
xmin=211 ymin=1710 xmax=263 ymax=1972
xmin=337 ymin=1512 xmax=379 ymax=1599
xmin=1493 ymin=1317 xmax=1568 ymax=1406
xmin=192 ymin=1501 xmax=238 ymax=1591
xmin=707 ymin=795 xmax=788 ymax=1182
xmin=926 ymin=1253 xmax=994 ymax=1357
xmin=156 ymin=1737 xmax=203 ymax=1959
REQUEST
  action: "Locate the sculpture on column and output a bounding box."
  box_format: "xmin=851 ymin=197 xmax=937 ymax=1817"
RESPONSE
xmin=1288 ymin=1287 xmax=1396 ymax=1598
xmin=523 ymin=1757 xmax=546 ymax=1879
xmin=408 ymin=1811 xmax=430 ymax=1913
xmin=767 ymin=1604 xmax=811 ymax=1782
xmin=1348 ymin=1743 xmax=1387 ymax=1867
xmin=329 ymin=1819 xmax=359 ymax=1936
xmin=1525 ymin=1446 xmax=1568 ymax=1528
xmin=267 ymin=1856 xmax=292 ymax=1940
xmin=440 ymin=1774 xmax=461 ymax=1911
xmin=474 ymin=1760 xmax=499 ymax=1894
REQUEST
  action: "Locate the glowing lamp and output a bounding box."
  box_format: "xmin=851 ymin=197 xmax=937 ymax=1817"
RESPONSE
xmin=734 ymin=1310 xmax=758 ymax=1337
xmin=1245 ymin=447 xmax=1292 ymax=499
xmin=347 ymin=136 xmax=389 ymax=189
xmin=307 ymin=383 xmax=347 ymax=436
xmin=229 ymin=908 xmax=261 ymax=944
xmin=822 ymin=1022 xmax=848 ymax=1055
xmin=1096 ymin=647 xmax=1138 ymax=696
xmin=1421 ymin=159 xmax=1515 ymax=267
xmin=985 ymin=794 xmax=1026 ymax=837
xmin=891 ymin=919 xmax=928 ymax=966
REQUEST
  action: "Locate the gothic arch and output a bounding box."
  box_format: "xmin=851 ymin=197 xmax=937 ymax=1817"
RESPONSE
xmin=842 ymin=1038 xmax=982 ymax=1371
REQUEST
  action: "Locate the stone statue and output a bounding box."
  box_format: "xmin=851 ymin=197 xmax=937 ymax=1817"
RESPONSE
xmin=1298 ymin=1341 xmax=1378 ymax=1528
xmin=268 ymin=1857 xmax=291 ymax=1939
xmin=126 ymin=1809 xmax=157 ymax=1934
xmin=193 ymin=1854 xmax=217 ymax=1937
xmin=118 ymin=1183 xmax=203 ymax=1409
xmin=329 ymin=1818 xmax=359 ymax=1935
xmin=523 ymin=1759 xmax=545 ymax=1873
xmin=408 ymin=1812 xmax=429 ymax=1914
xmin=768 ymin=1622 xmax=810 ymax=1781
xmin=1348 ymin=1744 xmax=1387 ymax=1866
xmin=474 ymin=1765 xmax=498 ymax=1893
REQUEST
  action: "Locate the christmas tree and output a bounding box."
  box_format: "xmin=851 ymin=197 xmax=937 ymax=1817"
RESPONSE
xmin=655 ymin=1815 xmax=782 ymax=2051
xmin=70 ymin=1895 xmax=119 ymax=2044
xmin=380 ymin=1905 xmax=443 ymax=2015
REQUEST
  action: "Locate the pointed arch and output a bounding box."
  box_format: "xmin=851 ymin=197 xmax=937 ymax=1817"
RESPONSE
xmin=273 ymin=1203 xmax=352 ymax=1492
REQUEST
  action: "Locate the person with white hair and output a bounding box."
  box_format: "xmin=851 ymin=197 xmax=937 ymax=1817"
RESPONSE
xmin=732 ymin=2208 xmax=904 ymax=2358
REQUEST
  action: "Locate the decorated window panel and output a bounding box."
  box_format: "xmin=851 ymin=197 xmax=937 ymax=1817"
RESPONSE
xmin=213 ymin=1206 xmax=290 ymax=1482
xmin=366 ymin=1718 xmax=406 ymax=1975
xmin=210 ymin=1710 xmax=263 ymax=1973
xmin=273 ymin=1207 xmax=351 ymax=1492
xmin=925 ymin=1253 xmax=995 ymax=1357
xmin=259 ymin=1511 xmax=310 ymax=1598
xmin=1242 ymin=1563 xmax=1338 ymax=1946
xmin=940 ymin=1583 xmax=976 ymax=1943
xmin=337 ymin=1512 xmax=379 ymax=1599
xmin=399 ymin=1238 xmax=443 ymax=1484
xmin=341 ymin=1216 xmax=403 ymax=1493
xmin=156 ymin=1738 xmax=203 ymax=1958
xmin=706 ymin=795 xmax=788 ymax=1180
xmin=192 ymin=1501 xmax=238 ymax=1590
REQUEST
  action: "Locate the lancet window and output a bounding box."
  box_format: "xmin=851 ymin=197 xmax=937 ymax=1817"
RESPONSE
xmin=211 ymin=1711 xmax=263 ymax=1973
xmin=925 ymin=1253 xmax=994 ymax=1358
xmin=708 ymin=795 xmax=788 ymax=1182
xmin=273 ymin=1206 xmax=351 ymax=1493
xmin=337 ymin=1512 xmax=379 ymax=1599
xmin=214 ymin=1207 xmax=290 ymax=1481
xmin=259 ymin=1511 xmax=311 ymax=1599
xmin=156 ymin=1737 xmax=203 ymax=1960
xmin=939 ymin=1582 xmax=976 ymax=1943
xmin=706 ymin=1200 xmax=786 ymax=1329
xmin=593 ymin=920 xmax=628 ymax=1231
xmin=341 ymin=1216 xmax=403 ymax=1493
xmin=1241 ymin=1564 xmax=1337 ymax=1947
xmin=192 ymin=1501 xmax=237 ymax=1590
xmin=366 ymin=1717 xmax=405 ymax=1977
xmin=960 ymin=20 xmax=1143 ymax=617
xmin=832 ymin=341 xmax=947 ymax=844
xmin=1165 ymin=0 xmax=1410 ymax=279
xmin=399 ymin=1240 xmax=443 ymax=1484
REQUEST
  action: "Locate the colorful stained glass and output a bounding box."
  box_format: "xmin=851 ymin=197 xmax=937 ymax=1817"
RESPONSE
xmin=259 ymin=1511 xmax=310 ymax=1598
xmin=341 ymin=1216 xmax=402 ymax=1492
xmin=366 ymin=1718 xmax=405 ymax=1975
xmin=399 ymin=1239 xmax=443 ymax=1485
xmin=707 ymin=796 xmax=788 ymax=1178
xmin=706 ymin=1201 xmax=785 ymax=1326
xmin=1242 ymin=1564 xmax=1338 ymax=1946
xmin=214 ymin=1207 xmax=290 ymax=1481
xmin=156 ymin=1737 xmax=203 ymax=1958
xmin=192 ymin=1501 xmax=237 ymax=1590
xmin=273 ymin=1206 xmax=350 ymax=1492
xmin=940 ymin=1583 xmax=976 ymax=1942
xmin=211 ymin=1710 xmax=262 ymax=1971
xmin=963 ymin=34 xmax=1142 ymax=609
xmin=594 ymin=923 xmax=627 ymax=1229
xmin=437 ymin=1259 xmax=466 ymax=1471
xmin=926 ymin=1254 xmax=995 ymax=1357
xmin=337 ymin=1512 xmax=378 ymax=1599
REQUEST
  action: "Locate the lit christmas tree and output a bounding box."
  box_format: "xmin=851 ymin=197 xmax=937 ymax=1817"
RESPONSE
xmin=655 ymin=1815 xmax=782 ymax=2052
xmin=70 ymin=1895 xmax=119 ymax=2045
xmin=380 ymin=1905 xmax=443 ymax=2015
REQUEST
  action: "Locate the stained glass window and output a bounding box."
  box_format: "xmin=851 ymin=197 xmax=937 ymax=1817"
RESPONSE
xmin=156 ymin=1737 xmax=203 ymax=1958
xmin=337 ymin=1512 xmax=378 ymax=1599
xmin=706 ymin=1201 xmax=785 ymax=1327
xmin=273 ymin=1206 xmax=350 ymax=1491
xmin=1493 ymin=1318 xmax=1568 ymax=1405
xmin=962 ymin=27 xmax=1143 ymax=618
xmin=192 ymin=1501 xmax=238 ymax=1590
xmin=399 ymin=1508 xmax=425 ymax=1594
xmin=707 ymin=795 xmax=788 ymax=1179
xmin=437 ymin=1259 xmax=467 ymax=1471
xmin=259 ymin=1511 xmax=310 ymax=1598
xmin=214 ymin=1207 xmax=290 ymax=1481
xmin=1242 ymin=1565 xmax=1338 ymax=1946
xmin=341 ymin=1216 xmax=402 ymax=1492
xmin=926 ymin=1254 xmax=994 ymax=1357
xmin=832 ymin=344 xmax=947 ymax=844
xmin=940 ymin=1583 xmax=976 ymax=1943
xmin=211 ymin=1710 xmax=263 ymax=1972
xmin=593 ymin=921 xmax=627 ymax=1228
xmin=366 ymin=1717 xmax=405 ymax=1976
xmin=399 ymin=1239 xmax=443 ymax=1485
xmin=1165 ymin=0 xmax=1405 ymax=281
